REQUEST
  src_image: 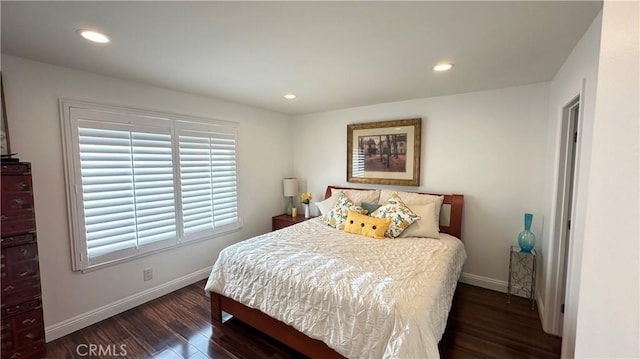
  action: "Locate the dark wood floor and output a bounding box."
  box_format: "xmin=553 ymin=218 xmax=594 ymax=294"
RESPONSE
xmin=46 ymin=281 xmax=561 ymax=358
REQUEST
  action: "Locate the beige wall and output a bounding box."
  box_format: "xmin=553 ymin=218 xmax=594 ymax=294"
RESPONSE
xmin=291 ymin=82 xmax=550 ymax=292
xmin=574 ymin=1 xmax=639 ymax=357
xmin=1 ymin=54 xmax=293 ymax=340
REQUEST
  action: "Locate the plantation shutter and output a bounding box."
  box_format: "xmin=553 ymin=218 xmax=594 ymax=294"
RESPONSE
xmin=177 ymin=121 xmax=240 ymax=239
xmin=63 ymin=102 xmax=242 ymax=271
xmin=75 ymin=115 xmax=176 ymax=267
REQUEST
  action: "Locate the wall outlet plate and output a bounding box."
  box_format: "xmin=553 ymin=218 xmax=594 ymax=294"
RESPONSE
xmin=143 ymin=268 xmax=153 ymax=281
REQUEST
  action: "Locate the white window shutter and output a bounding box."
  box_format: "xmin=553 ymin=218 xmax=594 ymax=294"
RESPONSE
xmin=79 ymin=127 xmax=139 ymax=258
xmin=179 ymin=134 xmax=215 ymax=235
xmin=177 ymin=121 xmax=240 ymax=240
xmin=210 ymin=133 xmax=239 ymax=227
xmin=61 ymin=102 xmax=241 ymax=271
xmin=77 ymin=123 xmax=177 ymax=266
xmin=130 ymin=131 xmax=177 ymax=246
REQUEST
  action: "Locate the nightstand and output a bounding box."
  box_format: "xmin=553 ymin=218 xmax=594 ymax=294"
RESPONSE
xmin=507 ymin=245 xmax=537 ymax=309
xmin=272 ymin=214 xmax=310 ymax=231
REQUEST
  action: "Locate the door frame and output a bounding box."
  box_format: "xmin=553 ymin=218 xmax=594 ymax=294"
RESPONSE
xmin=547 ymin=88 xmax=584 ymax=336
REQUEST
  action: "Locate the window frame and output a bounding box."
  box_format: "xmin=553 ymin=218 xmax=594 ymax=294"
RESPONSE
xmin=60 ymin=99 xmax=242 ymax=271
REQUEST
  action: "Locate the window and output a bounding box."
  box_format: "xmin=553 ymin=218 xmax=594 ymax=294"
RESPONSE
xmin=60 ymin=100 xmax=241 ymax=271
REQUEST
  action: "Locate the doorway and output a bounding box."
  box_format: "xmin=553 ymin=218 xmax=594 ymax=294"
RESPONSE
xmin=555 ymin=96 xmax=580 ymax=332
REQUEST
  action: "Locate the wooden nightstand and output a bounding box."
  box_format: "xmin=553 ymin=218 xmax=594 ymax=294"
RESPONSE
xmin=272 ymin=214 xmax=310 ymax=231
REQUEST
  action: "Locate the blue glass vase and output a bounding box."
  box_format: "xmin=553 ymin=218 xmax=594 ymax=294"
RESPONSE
xmin=518 ymin=213 xmax=536 ymax=253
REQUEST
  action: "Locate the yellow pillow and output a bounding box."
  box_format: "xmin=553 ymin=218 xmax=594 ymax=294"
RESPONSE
xmin=343 ymin=210 xmax=391 ymax=239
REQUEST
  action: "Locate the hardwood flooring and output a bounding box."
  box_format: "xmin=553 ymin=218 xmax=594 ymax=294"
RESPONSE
xmin=440 ymin=284 xmax=561 ymax=358
xmin=46 ymin=281 xmax=561 ymax=358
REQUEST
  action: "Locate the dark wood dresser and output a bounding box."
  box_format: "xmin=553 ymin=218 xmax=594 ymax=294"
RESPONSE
xmin=1 ymin=162 xmax=46 ymax=359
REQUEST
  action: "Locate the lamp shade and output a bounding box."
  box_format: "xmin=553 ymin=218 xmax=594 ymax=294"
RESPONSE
xmin=283 ymin=178 xmax=298 ymax=197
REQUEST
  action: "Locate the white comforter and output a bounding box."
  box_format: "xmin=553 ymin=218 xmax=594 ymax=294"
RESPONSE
xmin=204 ymin=218 xmax=466 ymax=358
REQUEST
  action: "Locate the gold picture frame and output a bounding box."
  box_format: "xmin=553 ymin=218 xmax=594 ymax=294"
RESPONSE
xmin=347 ymin=118 xmax=421 ymax=186
xmin=1 ymin=74 xmax=10 ymax=156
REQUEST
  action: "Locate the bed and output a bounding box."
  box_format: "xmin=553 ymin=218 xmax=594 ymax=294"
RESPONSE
xmin=205 ymin=185 xmax=466 ymax=358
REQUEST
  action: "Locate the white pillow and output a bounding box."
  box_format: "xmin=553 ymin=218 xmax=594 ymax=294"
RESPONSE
xmin=399 ymin=202 xmax=440 ymax=239
xmin=330 ymin=189 xmax=380 ymax=206
xmin=379 ymin=189 xmax=444 ymax=225
xmin=315 ymin=194 xmax=339 ymax=216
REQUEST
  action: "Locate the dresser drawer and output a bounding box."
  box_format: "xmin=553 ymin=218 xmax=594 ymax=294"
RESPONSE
xmin=10 ymin=311 xmax=43 ymax=334
xmin=4 ymin=343 xmax=46 ymax=359
xmin=1 ymin=193 xmax=34 ymax=212
xmin=0 ymin=244 xmax=40 ymax=285
xmin=0 ymin=212 xmax=35 ymax=237
xmin=2 ymin=342 xmax=46 ymax=359
xmin=1 ymin=175 xmax=32 ymax=193
xmin=14 ymin=324 xmax=44 ymax=349
xmin=1 ymin=276 xmax=41 ymax=308
xmin=1 ymin=310 xmax=45 ymax=353
xmin=2 ymin=300 xmax=42 ymax=319
xmin=0 ymin=234 xmax=36 ymax=249
xmin=1 ymin=319 xmax=13 ymax=353
xmin=0 ymin=163 xmax=31 ymax=176
xmin=3 ymin=262 xmax=39 ymax=283
xmin=4 ymin=244 xmax=38 ymax=263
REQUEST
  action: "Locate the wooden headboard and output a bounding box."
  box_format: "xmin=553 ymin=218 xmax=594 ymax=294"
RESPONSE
xmin=325 ymin=185 xmax=464 ymax=239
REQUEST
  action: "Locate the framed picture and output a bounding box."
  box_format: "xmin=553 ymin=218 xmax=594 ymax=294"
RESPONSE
xmin=0 ymin=74 xmax=10 ymax=156
xmin=347 ymin=118 xmax=421 ymax=186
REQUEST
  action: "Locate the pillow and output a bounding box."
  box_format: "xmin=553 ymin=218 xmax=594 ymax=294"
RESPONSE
xmin=379 ymin=189 xmax=444 ymax=226
xmin=399 ymin=202 xmax=440 ymax=239
xmin=343 ymin=210 xmax=391 ymax=239
xmin=322 ymin=193 xmax=367 ymax=230
xmin=315 ymin=194 xmax=339 ymax=216
xmin=371 ymin=192 xmax=421 ymax=238
xmin=330 ymin=189 xmax=380 ymax=205
xmin=361 ymin=202 xmax=382 ymax=214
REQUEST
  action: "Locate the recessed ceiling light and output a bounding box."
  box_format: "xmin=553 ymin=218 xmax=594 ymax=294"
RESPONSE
xmin=77 ymin=29 xmax=110 ymax=44
xmin=284 ymin=93 xmax=296 ymax=100
xmin=433 ymin=62 xmax=454 ymax=72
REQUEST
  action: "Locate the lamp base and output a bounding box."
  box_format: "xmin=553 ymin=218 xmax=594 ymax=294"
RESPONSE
xmin=286 ymin=196 xmax=294 ymax=215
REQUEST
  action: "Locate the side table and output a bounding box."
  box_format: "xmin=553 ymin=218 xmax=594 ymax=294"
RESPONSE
xmin=272 ymin=213 xmax=311 ymax=231
xmin=507 ymin=245 xmax=536 ymax=309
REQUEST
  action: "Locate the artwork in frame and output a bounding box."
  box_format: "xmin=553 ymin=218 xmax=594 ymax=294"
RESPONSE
xmin=347 ymin=118 xmax=421 ymax=186
xmin=0 ymin=74 xmax=10 ymax=156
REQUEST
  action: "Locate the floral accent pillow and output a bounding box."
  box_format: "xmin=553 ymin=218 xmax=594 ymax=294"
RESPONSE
xmin=371 ymin=192 xmax=421 ymax=238
xmin=322 ymin=192 xmax=367 ymax=230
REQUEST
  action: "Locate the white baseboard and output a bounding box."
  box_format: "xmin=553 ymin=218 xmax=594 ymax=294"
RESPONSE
xmin=459 ymin=272 xmax=508 ymax=293
xmin=536 ymin=290 xmax=548 ymax=330
xmin=45 ymin=267 xmax=212 ymax=342
xmin=459 ymin=272 xmax=544 ymax=306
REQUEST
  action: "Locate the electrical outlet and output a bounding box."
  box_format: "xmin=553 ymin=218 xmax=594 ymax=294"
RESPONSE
xmin=143 ymin=268 xmax=153 ymax=281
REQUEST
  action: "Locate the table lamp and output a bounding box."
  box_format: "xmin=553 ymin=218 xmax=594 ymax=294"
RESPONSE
xmin=283 ymin=178 xmax=298 ymax=215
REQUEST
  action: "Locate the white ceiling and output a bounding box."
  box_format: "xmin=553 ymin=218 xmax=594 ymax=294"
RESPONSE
xmin=1 ymin=1 xmax=601 ymax=115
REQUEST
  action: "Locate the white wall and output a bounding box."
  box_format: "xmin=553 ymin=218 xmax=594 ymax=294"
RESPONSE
xmin=1 ymin=55 xmax=293 ymax=341
xmin=291 ymin=83 xmax=550 ymax=290
xmin=540 ymin=11 xmax=602 ymax=337
xmin=574 ymin=1 xmax=639 ymax=357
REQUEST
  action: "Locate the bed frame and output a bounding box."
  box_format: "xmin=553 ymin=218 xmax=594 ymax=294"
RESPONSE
xmin=210 ymin=185 xmax=464 ymax=358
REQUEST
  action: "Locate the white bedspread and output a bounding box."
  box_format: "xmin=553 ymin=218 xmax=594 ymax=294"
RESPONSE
xmin=204 ymin=218 xmax=466 ymax=358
